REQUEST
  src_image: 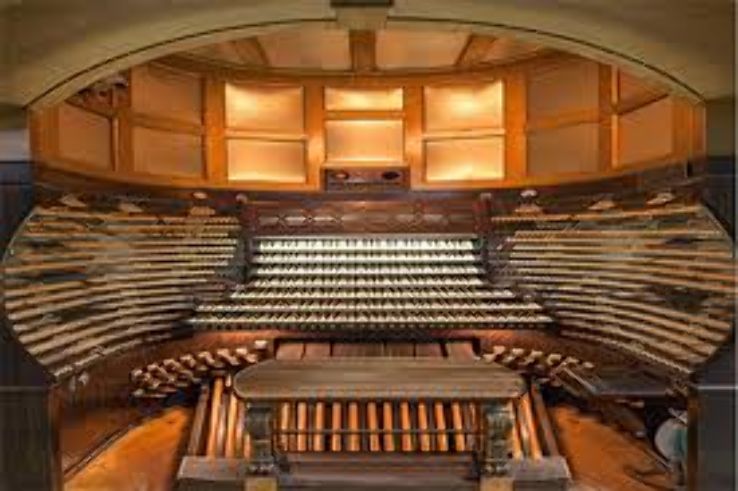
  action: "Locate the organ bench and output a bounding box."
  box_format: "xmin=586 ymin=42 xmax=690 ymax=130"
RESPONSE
xmin=175 ymin=357 xmax=569 ymax=490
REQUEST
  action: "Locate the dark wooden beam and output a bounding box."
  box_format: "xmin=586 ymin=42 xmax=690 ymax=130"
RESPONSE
xmin=456 ymin=34 xmax=498 ymax=68
xmin=230 ymin=38 xmax=269 ymax=67
xmin=349 ymin=30 xmax=376 ymax=72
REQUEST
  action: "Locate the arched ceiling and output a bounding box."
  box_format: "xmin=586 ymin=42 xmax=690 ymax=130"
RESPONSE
xmin=0 ymin=0 xmax=734 ymax=107
xmin=185 ymin=26 xmax=546 ymax=72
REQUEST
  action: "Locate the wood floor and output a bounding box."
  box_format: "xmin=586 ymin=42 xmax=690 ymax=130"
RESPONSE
xmin=65 ymin=407 xmax=192 ymax=491
xmin=553 ymin=406 xmax=672 ymax=491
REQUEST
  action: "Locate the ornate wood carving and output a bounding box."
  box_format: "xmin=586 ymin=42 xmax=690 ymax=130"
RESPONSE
xmin=245 ymin=403 xmax=277 ymax=475
xmin=480 ymin=402 xmax=513 ymax=477
xmin=241 ymin=195 xmax=486 ymax=235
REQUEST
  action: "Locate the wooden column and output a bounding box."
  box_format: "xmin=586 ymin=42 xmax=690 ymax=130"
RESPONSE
xmin=204 ymin=76 xmax=227 ymax=184
xmin=28 ymin=107 xmax=58 ymax=164
xmin=114 ymin=79 xmax=134 ymax=174
xmin=598 ymin=64 xmax=614 ymax=171
xmin=672 ymin=96 xmax=696 ymax=164
xmin=305 ymin=83 xmax=325 ymax=190
xmin=504 ymin=71 xmax=526 ymax=180
xmin=404 ymin=84 xmax=423 ymax=188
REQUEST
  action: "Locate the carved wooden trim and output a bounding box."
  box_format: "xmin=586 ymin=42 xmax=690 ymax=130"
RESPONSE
xmin=245 ymin=403 xmax=277 ymax=474
xmin=480 ymin=402 xmax=513 ymax=476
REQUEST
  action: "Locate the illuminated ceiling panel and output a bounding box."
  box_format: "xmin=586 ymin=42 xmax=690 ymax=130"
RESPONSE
xmin=424 ymin=81 xmax=504 ymax=133
xmin=225 ymin=84 xmax=304 ymax=134
xmin=325 ymin=119 xmax=404 ymax=166
xmin=325 ymin=87 xmax=404 ymax=111
xmin=227 ymin=139 xmax=306 ymax=182
xmin=425 ymin=137 xmax=504 ymax=182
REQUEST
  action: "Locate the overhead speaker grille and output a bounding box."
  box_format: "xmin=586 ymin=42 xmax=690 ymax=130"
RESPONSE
xmin=323 ymin=167 xmax=408 ymax=192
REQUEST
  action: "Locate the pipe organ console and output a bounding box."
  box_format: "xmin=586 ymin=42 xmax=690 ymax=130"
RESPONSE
xmin=191 ymin=236 xmax=552 ymax=331
xmin=1 ymin=165 xmax=734 ymax=491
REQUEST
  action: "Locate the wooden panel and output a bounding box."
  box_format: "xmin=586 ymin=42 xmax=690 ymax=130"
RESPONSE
xmin=325 ymin=87 xmax=403 ymax=111
xmin=130 ymin=65 xmax=202 ymax=124
xmin=617 ymin=69 xmax=665 ymax=103
xmin=224 ymin=84 xmax=304 ymax=135
xmin=234 ymin=358 xmax=525 ymax=401
xmin=303 ymin=342 xmax=331 ymax=359
xmin=424 ymin=81 xmax=503 ymax=133
xmin=230 ymin=38 xmax=268 ymax=66
xmin=616 ymin=97 xmax=674 ymax=167
xmin=456 ymin=35 xmax=499 ymax=68
xmin=482 ymin=38 xmax=542 ymax=63
xmin=349 ymin=30 xmax=376 ymax=72
xmin=227 ymin=139 xmax=306 ymax=183
xmin=132 ymin=126 xmax=203 ymax=177
xmin=527 ymin=123 xmax=599 ymax=176
xmin=0 ymin=388 xmax=62 ymax=491
xmin=425 ymin=136 xmax=504 ymax=181
xmin=527 ymin=59 xmax=599 ymax=122
xmin=258 ymin=27 xmax=350 ymax=70
xmin=57 ymin=104 xmax=112 ymax=169
xmin=325 ymin=119 xmax=404 ymax=166
xmin=376 ymin=30 xmax=469 ymax=69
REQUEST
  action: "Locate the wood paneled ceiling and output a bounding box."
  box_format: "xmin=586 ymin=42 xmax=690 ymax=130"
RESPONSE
xmin=184 ymin=26 xmax=547 ymax=73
